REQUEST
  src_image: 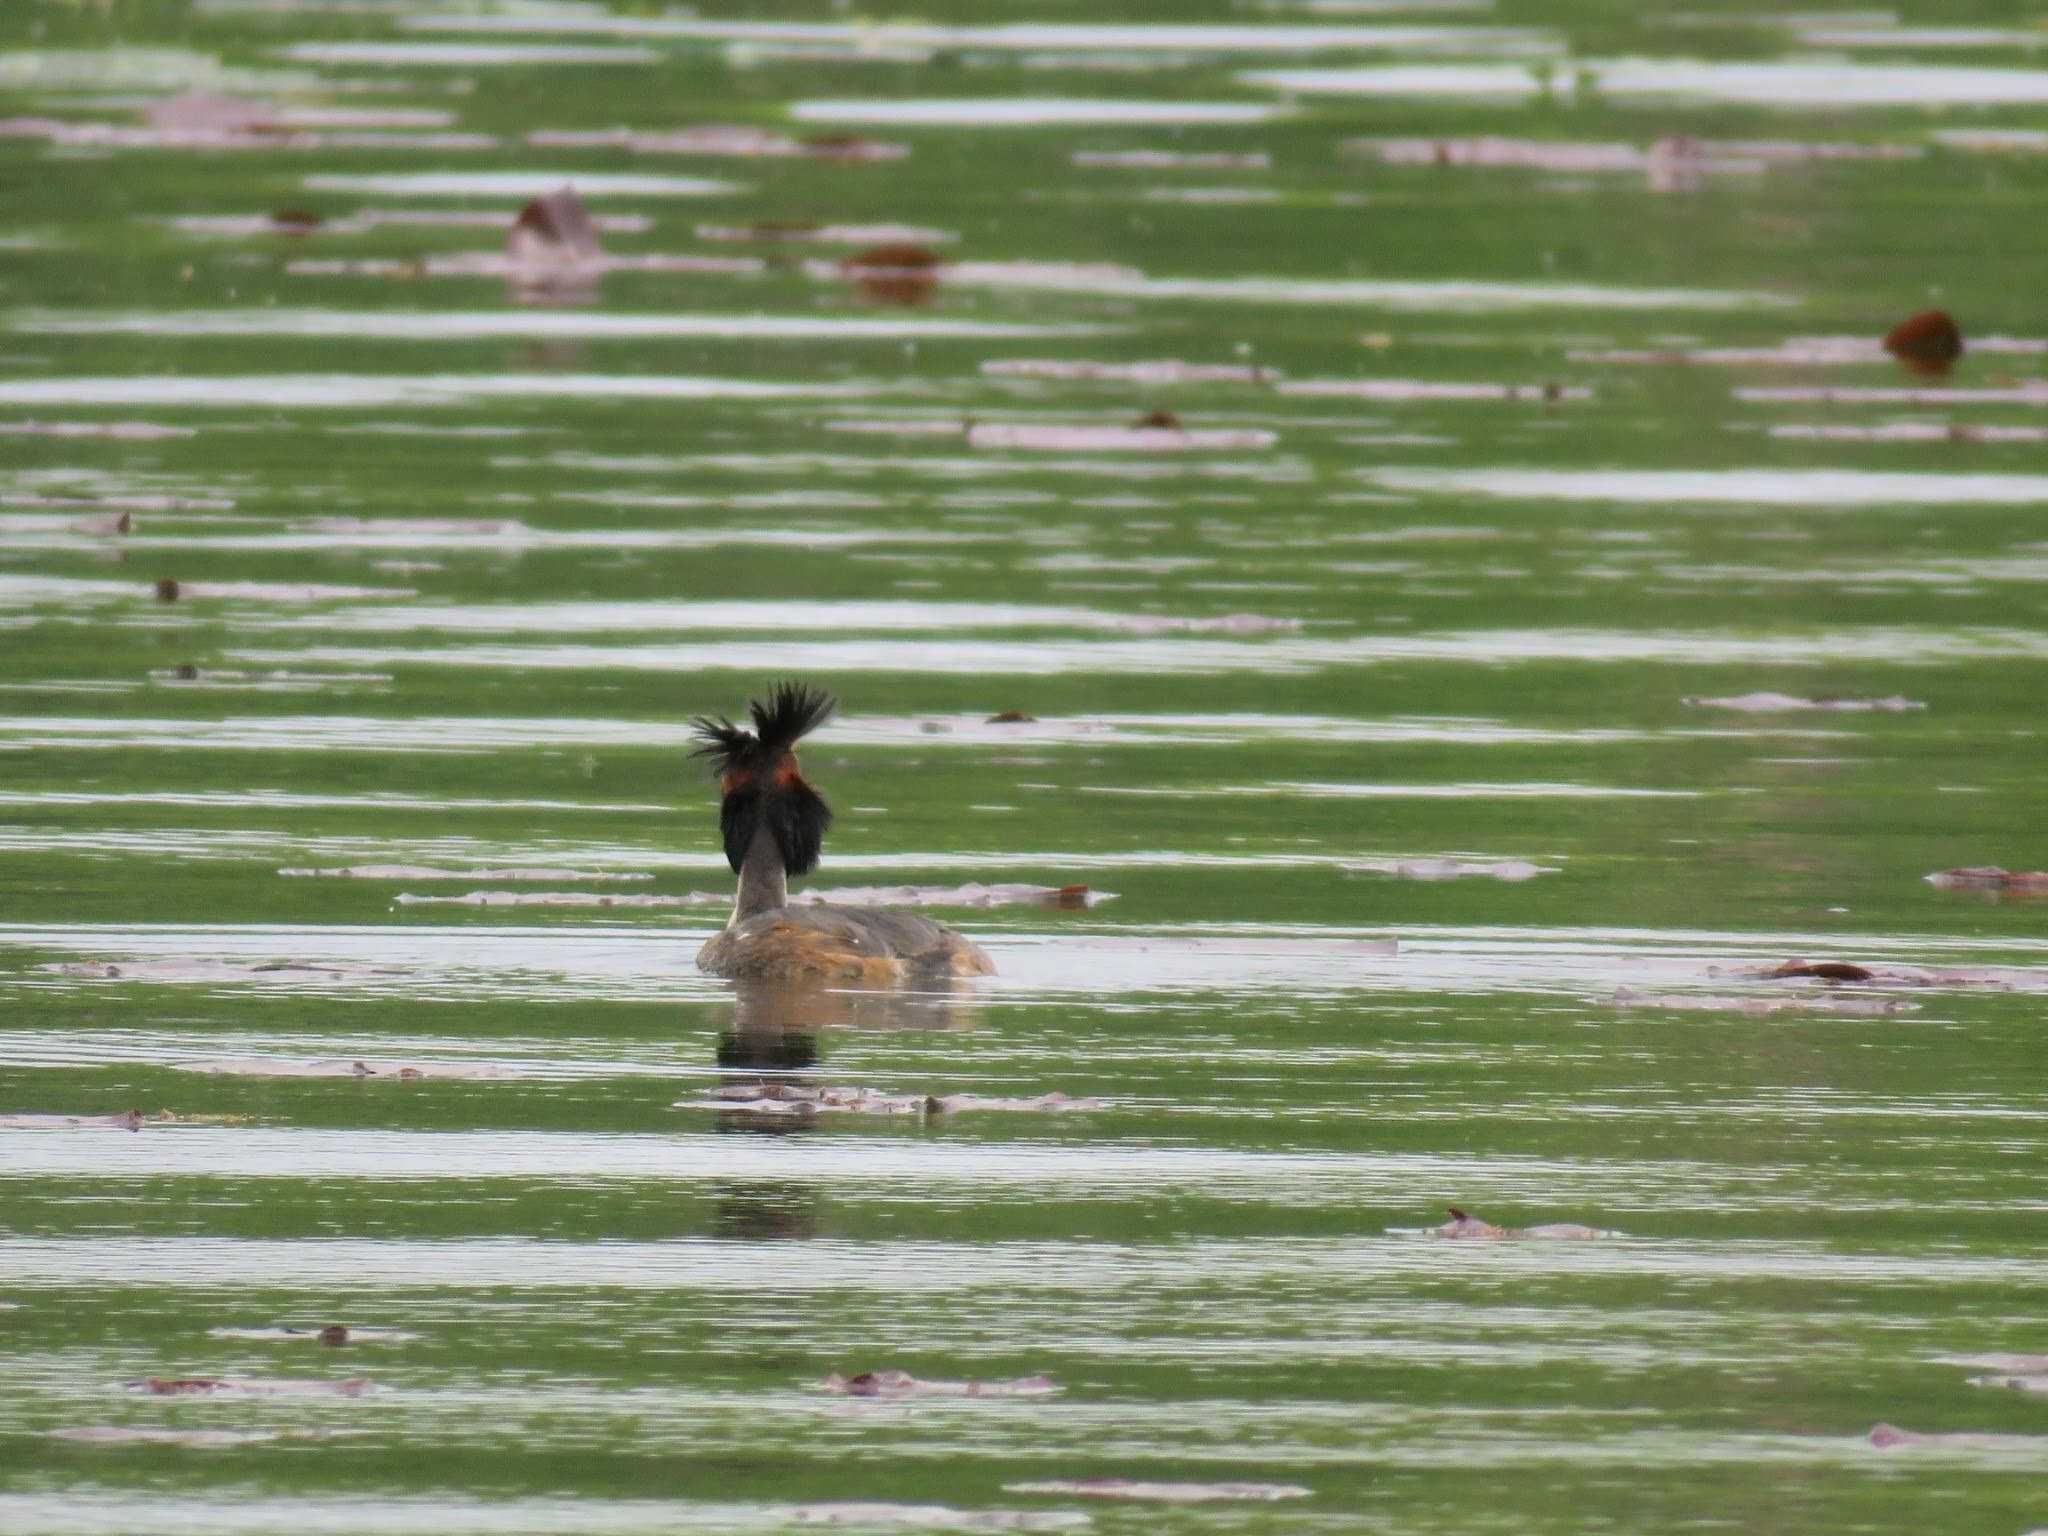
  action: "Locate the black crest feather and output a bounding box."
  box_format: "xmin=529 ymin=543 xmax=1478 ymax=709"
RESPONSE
xmin=690 ymin=682 xmax=836 ymax=877
xmin=689 ymin=682 xmax=835 ymax=776
xmin=750 ymin=681 xmax=836 ymax=754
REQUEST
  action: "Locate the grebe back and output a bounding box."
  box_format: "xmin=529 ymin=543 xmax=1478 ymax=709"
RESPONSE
xmin=690 ymin=682 xmax=996 ymax=984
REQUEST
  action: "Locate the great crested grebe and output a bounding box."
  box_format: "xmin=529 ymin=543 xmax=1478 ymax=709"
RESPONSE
xmin=690 ymin=682 xmax=996 ymax=983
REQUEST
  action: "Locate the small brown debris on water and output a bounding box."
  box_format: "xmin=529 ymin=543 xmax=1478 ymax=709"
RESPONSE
xmin=843 ymin=242 xmax=941 ymax=305
xmin=269 ymin=208 xmax=323 ymax=235
xmin=1132 ymin=408 xmax=1182 ymax=430
xmin=154 ymin=577 xmax=180 ymax=602
xmin=985 ymin=710 xmax=1036 ymax=724
xmin=318 ymin=1325 xmax=350 ymax=1347
xmin=67 ymin=510 xmax=133 ymax=536
xmin=1763 ymin=960 xmax=1875 ymax=983
xmin=1925 ymin=865 xmax=2048 ymax=897
xmin=128 ymin=1377 xmax=229 ymax=1395
xmin=507 ymin=185 xmax=600 ymax=264
xmin=1882 ymin=309 xmax=1964 ymax=377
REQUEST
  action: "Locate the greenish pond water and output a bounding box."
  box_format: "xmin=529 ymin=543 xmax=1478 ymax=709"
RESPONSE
xmin=4 ymin=1 xmax=2048 ymax=1531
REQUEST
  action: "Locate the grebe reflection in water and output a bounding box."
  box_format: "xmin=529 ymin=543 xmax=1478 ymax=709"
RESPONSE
xmin=690 ymin=682 xmax=996 ymax=983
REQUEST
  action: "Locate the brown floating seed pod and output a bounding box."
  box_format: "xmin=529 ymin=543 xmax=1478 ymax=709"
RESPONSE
xmin=1882 ymin=309 xmax=1963 ymax=377
xmin=842 ymin=242 xmax=941 ymax=306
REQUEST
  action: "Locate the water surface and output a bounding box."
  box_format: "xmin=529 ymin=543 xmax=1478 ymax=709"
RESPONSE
xmin=5 ymin=2 xmax=2048 ymax=1533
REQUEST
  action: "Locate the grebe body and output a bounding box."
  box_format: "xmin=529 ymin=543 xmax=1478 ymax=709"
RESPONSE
xmin=698 ymin=903 xmax=995 ymax=984
xmin=690 ymin=683 xmax=995 ymax=984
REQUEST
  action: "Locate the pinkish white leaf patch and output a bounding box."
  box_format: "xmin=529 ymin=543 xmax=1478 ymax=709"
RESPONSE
xmin=982 ymin=358 xmax=1274 ymax=384
xmin=1683 ymin=692 xmax=1924 ymax=713
xmin=1869 ymin=1423 xmax=2048 ymax=1450
xmin=1925 ymin=867 xmax=2048 ymax=896
xmin=1425 ymin=1207 xmax=1614 ymax=1240
xmin=966 ymin=422 xmax=1275 ymax=452
xmin=676 ymin=1086 xmax=1103 ymax=1118
xmin=280 ymin=865 xmax=651 ymax=881
xmin=49 ymin=1426 xmax=303 ymax=1447
xmin=1611 ymin=989 xmax=1920 ymax=1018
xmin=174 ymin=1057 xmax=512 ymax=1080
xmin=819 ymin=1370 xmax=1060 ymax=1398
xmin=1344 ymin=857 xmax=1554 ymax=881
xmin=124 ymin=1376 xmax=373 ymax=1396
xmin=1005 ymin=1479 xmax=1308 ymax=1503
xmin=209 ymin=1325 xmax=418 ymax=1344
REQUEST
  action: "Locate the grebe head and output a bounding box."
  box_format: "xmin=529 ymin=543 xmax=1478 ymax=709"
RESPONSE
xmin=690 ymin=681 xmax=836 ymax=877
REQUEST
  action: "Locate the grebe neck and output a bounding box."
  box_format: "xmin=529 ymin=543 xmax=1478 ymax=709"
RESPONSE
xmin=730 ymin=819 xmax=788 ymax=926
